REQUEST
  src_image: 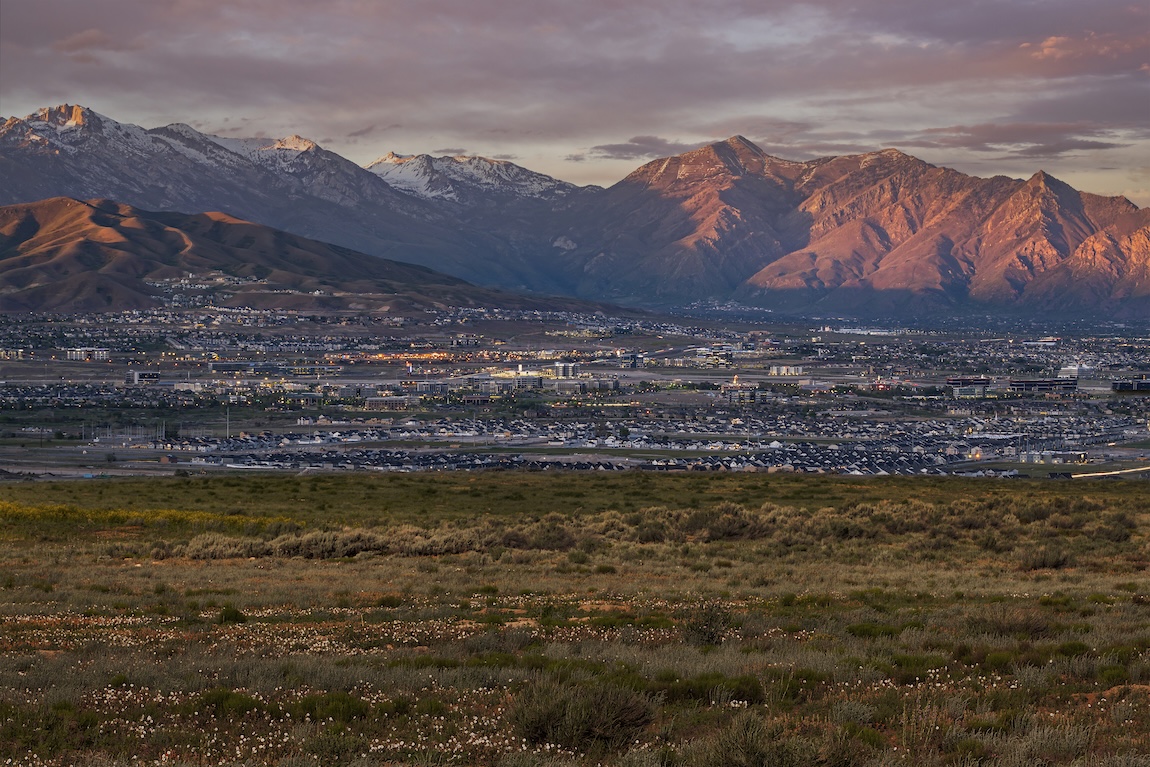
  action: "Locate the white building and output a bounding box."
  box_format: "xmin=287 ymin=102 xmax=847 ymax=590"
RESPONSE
xmin=65 ymin=347 xmax=110 ymax=361
xmin=1058 ymin=363 xmax=1095 ymax=379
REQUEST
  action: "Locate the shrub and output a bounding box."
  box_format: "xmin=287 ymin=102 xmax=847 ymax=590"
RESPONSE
xmin=846 ymin=622 xmax=900 ymax=638
xmin=465 ymin=627 xmax=536 ymax=655
xmin=761 ymin=667 xmax=831 ymax=706
xmin=681 ymin=507 xmax=720 ymax=535
xmin=377 ymin=697 xmax=413 ymax=717
xmin=683 ymin=602 xmax=733 ymax=646
xmin=1092 ymin=524 xmax=1132 ymax=543
xmin=499 ymin=754 xmax=582 ymax=767
xmin=966 ymin=609 xmax=1051 ymax=639
xmin=289 ymin=691 xmax=369 ymax=723
xmin=634 ymin=522 xmax=667 ymax=543
xmin=184 ymin=533 xmax=270 ymax=559
xmin=679 ymin=711 xmax=809 ymax=767
xmin=415 ymin=696 xmax=447 ymax=716
xmin=1019 ymin=545 xmax=1074 ymax=571
xmin=510 ymin=677 xmax=653 ymax=751
xmin=192 ymin=687 xmax=264 ymax=718
xmin=271 ymin=529 xmax=388 ymax=559
xmin=1057 ymin=641 xmax=1090 ymax=658
xmin=1010 ymin=723 xmax=1094 ymax=762
xmin=1 ymin=701 xmax=102 ymax=756
xmin=888 ymin=653 xmax=947 ymax=685
xmin=217 ymin=604 xmax=246 ymax=624
xmin=528 ymin=520 xmax=576 ymax=551
xmin=654 ymin=672 xmax=764 ymax=705
xmin=705 ymin=503 xmax=772 ymax=541
xmin=304 ymin=728 xmax=366 ymax=761
xmin=831 ymin=700 xmax=877 ymax=726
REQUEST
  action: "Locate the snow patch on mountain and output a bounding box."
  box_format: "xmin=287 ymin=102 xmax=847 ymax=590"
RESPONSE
xmin=207 ymin=134 xmax=322 ymax=173
xmin=5 ymin=106 xmax=238 ymax=172
xmin=365 ymin=152 xmax=576 ymax=202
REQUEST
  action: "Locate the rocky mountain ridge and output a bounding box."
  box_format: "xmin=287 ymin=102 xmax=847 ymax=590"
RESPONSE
xmin=0 ymin=105 xmax=546 ymax=289
xmin=548 ymin=137 xmax=1148 ymax=316
xmin=2 ymin=106 xmax=1146 ymax=318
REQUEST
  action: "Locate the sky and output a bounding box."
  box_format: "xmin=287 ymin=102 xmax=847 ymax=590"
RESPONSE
xmin=2 ymin=0 xmax=1148 ymax=204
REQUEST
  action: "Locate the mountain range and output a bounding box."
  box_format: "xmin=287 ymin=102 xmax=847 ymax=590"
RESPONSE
xmin=2 ymin=104 xmax=1147 ymax=318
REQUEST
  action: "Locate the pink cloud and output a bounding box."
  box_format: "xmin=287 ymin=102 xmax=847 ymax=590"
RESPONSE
xmin=0 ymin=0 xmax=1145 ymax=202
xmin=1026 ymin=32 xmax=1150 ymax=61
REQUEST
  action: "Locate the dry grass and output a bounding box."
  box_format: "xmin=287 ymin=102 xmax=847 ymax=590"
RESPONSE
xmin=1 ymin=473 xmax=1148 ymax=765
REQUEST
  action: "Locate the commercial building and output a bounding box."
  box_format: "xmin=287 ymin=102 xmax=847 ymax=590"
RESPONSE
xmin=1008 ymin=378 xmax=1078 ymax=394
xmin=65 ymin=347 xmax=110 ymax=361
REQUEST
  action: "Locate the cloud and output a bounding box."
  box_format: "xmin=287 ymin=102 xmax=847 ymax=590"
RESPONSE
xmin=910 ymin=122 xmax=1124 ymax=154
xmin=432 ymin=148 xmax=469 ymax=156
xmin=1013 ymin=139 xmax=1127 ymax=158
xmin=52 ymin=28 xmax=141 ymax=55
xmin=695 ymin=115 xmax=814 ymax=142
xmin=0 ymin=0 xmax=1145 ymax=199
xmin=1008 ymin=78 xmax=1150 ymax=128
xmin=588 ymin=136 xmax=707 ymax=161
xmin=1024 ymin=32 xmax=1150 ymax=62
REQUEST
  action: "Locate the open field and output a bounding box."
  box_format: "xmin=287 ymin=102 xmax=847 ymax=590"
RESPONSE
xmin=2 ymin=472 xmax=1149 ymax=766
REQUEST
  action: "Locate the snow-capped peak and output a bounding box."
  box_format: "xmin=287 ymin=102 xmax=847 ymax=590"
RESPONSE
xmin=1 ymin=104 xmax=165 ymax=157
xmin=365 ymin=151 xmax=575 ymax=203
xmin=31 ymin=104 xmax=103 ymax=130
xmin=369 ymin=151 xmax=413 ymax=165
xmin=2 ymin=104 xmax=113 ymax=140
xmin=202 ymin=133 xmax=328 ymax=176
xmin=273 ymin=135 xmax=318 ymax=152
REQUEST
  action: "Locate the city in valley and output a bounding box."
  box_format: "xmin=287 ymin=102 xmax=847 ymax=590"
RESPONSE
xmin=2 ymin=307 xmax=1147 ymax=480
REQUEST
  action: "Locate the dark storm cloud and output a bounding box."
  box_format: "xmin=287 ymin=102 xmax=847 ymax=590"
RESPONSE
xmin=0 ymin=0 xmax=1146 ymax=201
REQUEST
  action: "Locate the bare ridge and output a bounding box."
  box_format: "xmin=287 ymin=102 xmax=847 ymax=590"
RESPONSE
xmin=0 ymin=197 xmax=597 ymax=313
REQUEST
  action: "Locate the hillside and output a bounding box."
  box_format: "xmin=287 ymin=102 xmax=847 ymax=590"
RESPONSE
xmin=0 ymin=197 xmax=594 ymax=313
